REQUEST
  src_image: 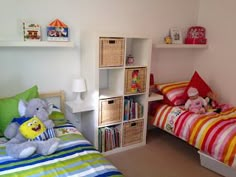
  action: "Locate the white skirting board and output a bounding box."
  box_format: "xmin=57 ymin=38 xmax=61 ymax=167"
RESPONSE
xmin=198 ymin=151 xmax=236 ymax=177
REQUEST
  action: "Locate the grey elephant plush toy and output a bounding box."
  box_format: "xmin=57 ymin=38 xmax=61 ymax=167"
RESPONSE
xmin=4 ymin=98 xmax=60 ymax=159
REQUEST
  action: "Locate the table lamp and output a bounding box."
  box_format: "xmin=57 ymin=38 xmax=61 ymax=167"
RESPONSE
xmin=72 ymin=78 xmax=87 ymax=104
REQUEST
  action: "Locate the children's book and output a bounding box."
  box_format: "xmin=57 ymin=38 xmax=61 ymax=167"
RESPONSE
xmin=47 ymin=19 xmax=69 ymax=41
xmin=23 ymin=22 xmax=41 ymax=41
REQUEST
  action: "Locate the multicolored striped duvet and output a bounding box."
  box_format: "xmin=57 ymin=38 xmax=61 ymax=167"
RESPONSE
xmin=151 ymin=104 xmax=236 ymax=167
xmin=0 ymin=121 xmax=123 ymax=177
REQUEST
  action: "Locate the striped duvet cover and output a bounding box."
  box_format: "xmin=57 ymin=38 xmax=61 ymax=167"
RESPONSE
xmin=151 ymin=104 xmax=236 ymax=167
xmin=0 ymin=120 xmax=123 ymax=177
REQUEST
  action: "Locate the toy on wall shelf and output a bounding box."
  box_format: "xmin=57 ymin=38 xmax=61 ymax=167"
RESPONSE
xmin=23 ymin=22 xmax=41 ymax=41
xmin=164 ymin=36 xmax=172 ymax=44
xmin=47 ymin=19 xmax=69 ymax=42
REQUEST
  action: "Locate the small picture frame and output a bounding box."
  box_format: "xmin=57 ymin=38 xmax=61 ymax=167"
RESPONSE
xmin=23 ymin=22 xmax=41 ymax=41
xmin=47 ymin=19 xmax=69 ymax=42
xmin=170 ymin=27 xmax=183 ymax=44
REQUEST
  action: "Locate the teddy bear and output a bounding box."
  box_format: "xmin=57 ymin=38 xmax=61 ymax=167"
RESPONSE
xmin=205 ymin=91 xmax=233 ymax=113
xmin=4 ymin=98 xmax=60 ymax=159
xmin=205 ymin=92 xmax=218 ymax=109
xmin=205 ymin=91 xmax=222 ymax=113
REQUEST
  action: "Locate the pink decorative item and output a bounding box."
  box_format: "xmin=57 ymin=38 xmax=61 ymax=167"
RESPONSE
xmin=185 ymin=26 xmax=207 ymax=44
xmin=126 ymin=54 xmax=134 ymax=65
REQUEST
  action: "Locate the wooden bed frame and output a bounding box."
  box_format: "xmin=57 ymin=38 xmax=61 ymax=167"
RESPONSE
xmin=39 ymin=90 xmax=65 ymax=113
xmin=1 ymin=90 xmax=65 ymax=113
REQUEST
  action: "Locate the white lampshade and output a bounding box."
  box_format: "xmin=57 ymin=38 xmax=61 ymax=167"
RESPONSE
xmin=72 ymin=78 xmax=86 ymax=93
xmin=72 ymin=78 xmax=87 ymax=104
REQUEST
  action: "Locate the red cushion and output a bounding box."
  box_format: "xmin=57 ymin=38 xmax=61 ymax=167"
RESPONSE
xmin=182 ymin=71 xmax=212 ymax=102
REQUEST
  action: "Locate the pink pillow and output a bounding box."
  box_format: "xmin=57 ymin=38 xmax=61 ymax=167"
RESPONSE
xmin=182 ymin=71 xmax=212 ymax=102
xmin=156 ymin=81 xmax=189 ymax=106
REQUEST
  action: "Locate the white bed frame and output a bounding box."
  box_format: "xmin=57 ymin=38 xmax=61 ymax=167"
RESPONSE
xmin=198 ymin=151 xmax=236 ymax=177
xmin=153 ymin=124 xmax=236 ymax=177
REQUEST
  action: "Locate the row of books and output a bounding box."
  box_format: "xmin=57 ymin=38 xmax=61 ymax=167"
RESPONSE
xmin=98 ymin=126 xmax=120 ymax=152
xmin=124 ymin=98 xmax=144 ymax=121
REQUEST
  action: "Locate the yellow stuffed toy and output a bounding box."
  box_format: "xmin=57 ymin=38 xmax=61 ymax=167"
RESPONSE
xmin=19 ymin=116 xmax=46 ymax=140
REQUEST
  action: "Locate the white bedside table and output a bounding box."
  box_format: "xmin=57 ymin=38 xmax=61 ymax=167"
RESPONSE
xmin=148 ymin=93 xmax=163 ymax=102
xmin=66 ymin=101 xmax=94 ymax=113
xmin=65 ymin=101 xmax=95 ymax=136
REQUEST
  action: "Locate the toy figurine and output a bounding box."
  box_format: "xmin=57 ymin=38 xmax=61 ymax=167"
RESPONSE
xmin=126 ymin=54 xmax=134 ymax=65
xmin=164 ymin=36 xmax=172 ymax=44
xmin=131 ymin=70 xmax=141 ymax=93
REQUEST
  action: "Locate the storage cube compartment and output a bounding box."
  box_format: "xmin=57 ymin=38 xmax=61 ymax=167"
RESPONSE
xmin=98 ymin=125 xmax=121 ymax=152
xmin=99 ymin=69 xmax=124 ymax=98
xmin=99 ymin=97 xmax=123 ymax=126
xmin=125 ymin=38 xmax=152 ymax=66
xmin=124 ymin=96 xmax=144 ymax=121
xmin=99 ymin=37 xmax=125 ymax=67
xmin=125 ymin=67 xmax=147 ymax=94
xmin=123 ymin=119 xmax=143 ymax=146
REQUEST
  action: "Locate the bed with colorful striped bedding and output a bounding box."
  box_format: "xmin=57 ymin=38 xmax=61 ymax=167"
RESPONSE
xmin=0 ymin=119 xmax=123 ymax=177
xmin=151 ymin=104 xmax=236 ymax=167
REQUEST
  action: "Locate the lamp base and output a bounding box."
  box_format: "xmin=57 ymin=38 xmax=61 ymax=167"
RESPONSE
xmin=73 ymin=93 xmax=84 ymax=104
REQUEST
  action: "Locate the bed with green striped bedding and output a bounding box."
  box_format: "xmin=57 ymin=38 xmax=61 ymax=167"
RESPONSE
xmin=0 ymin=119 xmax=123 ymax=177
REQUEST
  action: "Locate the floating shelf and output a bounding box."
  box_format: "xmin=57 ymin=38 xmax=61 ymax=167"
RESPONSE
xmin=0 ymin=41 xmax=74 ymax=47
xmin=154 ymin=44 xmax=208 ymax=49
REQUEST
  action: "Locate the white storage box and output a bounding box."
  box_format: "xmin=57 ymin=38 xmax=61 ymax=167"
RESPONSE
xmin=198 ymin=151 xmax=236 ymax=177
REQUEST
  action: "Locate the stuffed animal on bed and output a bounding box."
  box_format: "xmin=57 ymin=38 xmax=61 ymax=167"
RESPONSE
xmin=205 ymin=92 xmax=218 ymax=108
xmin=205 ymin=91 xmax=233 ymax=113
xmin=4 ymin=98 xmax=60 ymax=159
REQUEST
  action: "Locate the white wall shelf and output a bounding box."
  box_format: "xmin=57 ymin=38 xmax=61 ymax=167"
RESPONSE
xmin=154 ymin=44 xmax=208 ymax=49
xmin=0 ymin=41 xmax=74 ymax=47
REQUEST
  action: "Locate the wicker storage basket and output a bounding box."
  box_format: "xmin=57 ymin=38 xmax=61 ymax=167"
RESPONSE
xmin=99 ymin=97 xmax=123 ymax=126
xmin=125 ymin=67 xmax=147 ymax=94
xmin=123 ymin=120 xmax=143 ymax=146
xmin=99 ymin=37 xmax=125 ymax=67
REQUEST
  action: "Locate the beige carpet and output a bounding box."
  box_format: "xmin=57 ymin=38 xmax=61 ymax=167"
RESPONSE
xmin=106 ymin=128 xmax=222 ymax=177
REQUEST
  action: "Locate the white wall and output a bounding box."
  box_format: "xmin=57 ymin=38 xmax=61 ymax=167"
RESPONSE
xmin=0 ymin=0 xmax=199 ymax=99
xmin=196 ymin=0 xmax=236 ymax=104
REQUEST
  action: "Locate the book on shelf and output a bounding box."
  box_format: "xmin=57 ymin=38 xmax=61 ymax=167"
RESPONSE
xmin=98 ymin=126 xmax=120 ymax=152
xmin=124 ymin=98 xmax=144 ymax=121
xmin=102 ymin=128 xmax=106 ymax=152
xmin=124 ymin=99 xmax=130 ymax=121
xmin=115 ymin=128 xmax=120 ymax=147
